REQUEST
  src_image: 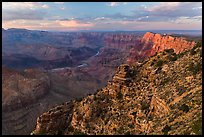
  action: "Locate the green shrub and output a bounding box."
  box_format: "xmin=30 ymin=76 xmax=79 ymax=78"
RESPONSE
xmin=192 ymin=116 xmax=202 ymax=135
xmin=190 ymin=49 xmax=196 ymax=55
xmin=187 ymin=62 xmax=202 ymax=75
xmin=160 ymin=77 xmax=170 ymax=85
xmin=37 ymin=129 xmax=46 ymax=135
xmin=148 ymin=115 xmax=153 ymax=121
xmin=104 ymin=119 xmax=109 ymax=125
xmin=155 ymin=59 xmax=163 ymax=67
xmin=131 ymin=111 xmax=137 ymax=117
xmin=141 ymin=101 xmax=150 ymax=110
xmin=96 ymin=108 xmax=103 ymax=117
xmin=177 ymin=52 xmax=185 ymax=58
xmin=116 ymin=92 xmax=123 ymax=100
xmin=164 ymin=49 xmax=174 ymax=53
xmin=194 ymin=42 xmax=202 ymax=49
xmin=124 ymin=131 xmax=132 ymax=135
xmin=169 ymin=55 xmax=178 ymax=61
xmin=179 ymin=104 xmax=189 ymax=113
xmin=150 ymin=59 xmax=156 ymax=66
xmin=93 ymin=95 xmax=97 ymax=101
xmin=162 ymin=125 xmax=171 ymax=135
xmin=190 ymin=42 xmax=202 ymax=55
xmin=128 ymin=124 xmax=134 ymax=129
xmin=117 ymin=126 xmax=124 ymax=134
xmin=73 ymin=130 xmax=86 ymax=135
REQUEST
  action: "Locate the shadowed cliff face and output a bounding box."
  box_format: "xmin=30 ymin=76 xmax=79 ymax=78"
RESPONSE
xmin=31 ymin=42 xmax=202 ymax=135
xmin=2 ymin=67 xmax=50 ymax=112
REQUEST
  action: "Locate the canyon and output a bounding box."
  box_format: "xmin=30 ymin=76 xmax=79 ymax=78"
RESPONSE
xmin=32 ymin=41 xmax=202 ymax=135
xmin=2 ymin=29 xmax=201 ymax=135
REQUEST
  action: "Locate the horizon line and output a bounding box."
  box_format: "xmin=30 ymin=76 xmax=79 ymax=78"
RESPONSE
xmin=2 ymin=28 xmax=202 ymax=32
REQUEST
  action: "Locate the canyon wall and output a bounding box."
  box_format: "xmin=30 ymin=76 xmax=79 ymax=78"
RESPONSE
xmin=31 ymin=42 xmax=202 ymax=135
xmin=127 ymin=32 xmax=196 ymax=64
xmin=142 ymin=32 xmax=196 ymax=54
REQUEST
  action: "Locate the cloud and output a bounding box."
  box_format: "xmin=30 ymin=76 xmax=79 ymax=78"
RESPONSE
xmin=54 ymin=2 xmax=66 ymax=10
xmin=2 ymin=2 xmax=202 ymax=31
xmin=54 ymin=2 xmax=64 ymax=4
xmin=94 ymin=17 xmax=110 ymax=21
xmin=57 ymin=20 xmax=94 ymax=28
xmin=3 ymin=19 xmax=95 ymax=31
xmin=2 ymin=2 xmax=49 ymax=21
xmin=2 ymin=10 xmax=45 ymax=21
xmin=174 ymin=16 xmax=202 ymax=24
xmin=107 ymin=2 xmax=128 ymax=7
xmin=60 ymin=6 xmax=66 ymax=10
xmin=142 ymin=2 xmax=202 ymax=18
xmin=107 ymin=2 xmax=119 ymax=7
xmin=105 ymin=2 xmax=202 ymax=22
xmin=2 ymin=2 xmax=49 ymax=10
xmin=146 ymin=2 xmax=180 ymax=12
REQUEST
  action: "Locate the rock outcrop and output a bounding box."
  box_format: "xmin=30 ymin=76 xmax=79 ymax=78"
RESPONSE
xmin=31 ymin=101 xmax=74 ymax=135
xmin=142 ymin=32 xmax=196 ymax=54
xmin=127 ymin=32 xmax=196 ymax=64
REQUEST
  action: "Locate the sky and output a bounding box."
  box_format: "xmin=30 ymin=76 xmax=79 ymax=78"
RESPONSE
xmin=2 ymin=2 xmax=202 ymax=31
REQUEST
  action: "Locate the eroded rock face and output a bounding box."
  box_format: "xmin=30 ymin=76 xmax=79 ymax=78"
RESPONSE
xmin=104 ymin=33 xmax=141 ymax=49
xmin=142 ymin=32 xmax=196 ymax=54
xmin=127 ymin=32 xmax=196 ymax=64
xmin=2 ymin=67 xmax=50 ymax=112
xmin=31 ymin=101 xmax=74 ymax=135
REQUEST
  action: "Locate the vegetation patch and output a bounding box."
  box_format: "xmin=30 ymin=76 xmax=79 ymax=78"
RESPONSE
xmin=73 ymin=129 xmax=87 ymax=135
xmin=192 ymin=116 xmax=202 ymax=135
xmin=177 ymin=52 xmax=185 ymax=58
xmin=148 ymin=115 xmax=153 ymax=121
xmin=155 ymin=59 xmax=164 ymax=67
xmin=190 ymin=42 xmax=202 ymax=55
xmin=179 ymin=104 xmax=189 ymax=113
xmin=162 ymin=125 xmax=171 ymax=135
xmin=176 ymin=86 xmax=187 ymax=96
xmin=160 ymin=77 xmax=170 ymax=85
xmin=37 ymin=129 xmax=46 ymax=135
xmin=93 ymin=95 xmax=97 ymax=101
xmin=187 ymin=62 xmax=202 ymax=75
xmin=116 ymin=92 xmax=123 ymax=100
xmin=124 ymin=131 xmax=132 ymax=135
xmin=128 ymin=124 xmax=135 ymax=129
xmin=141 ymin=101 xmax=150 ymax=111
xmin=164 ymin=49 xmax=174 ymax=53
xmin=168 ymin=54 xmax=178 ymax=61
